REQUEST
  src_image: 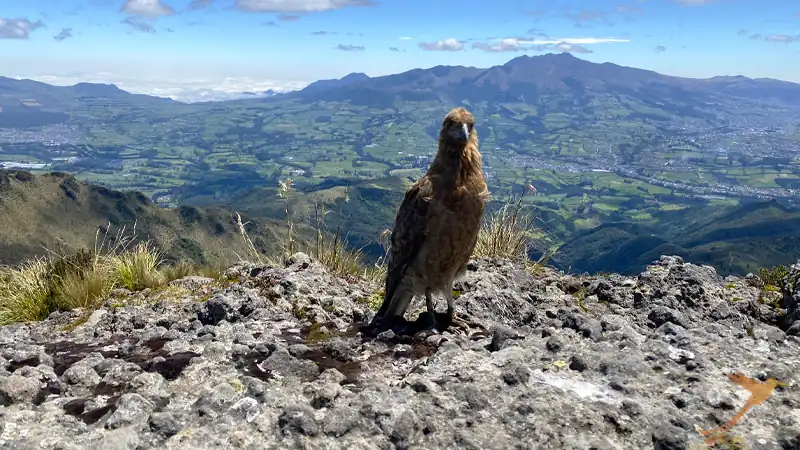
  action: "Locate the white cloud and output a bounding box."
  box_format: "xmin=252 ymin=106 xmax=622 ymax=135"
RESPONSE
xmin=189 ymin=0 xmax=213 ymax=9
xmin=515 ymin=37 xmax=630 ymax=45
xmin=471 ymin=36 xmax=628 ymax=53
xmin=553 ymin=42 xmax=593 ymax=54
xmin=755 ymin=34 xmax=800 ymax=43
xmin=121 ymin=0 xmax=175 ymax=19
xmin=418 ymin=38 xmax=464 ymax=52
xmin=399 ymin=36 xmax=412 ymax=40
xmin=0 ymin=18 xmax=44 ymax=39
xmin=234 ymin=0 xmax=373 ymax=13
xmin=10 ymin=73 xmax=309 ymax=103
xmin=53 ymin=28 xmax=74 ymax=42
xmin=472 ymin=38 xmax=524 ymax=53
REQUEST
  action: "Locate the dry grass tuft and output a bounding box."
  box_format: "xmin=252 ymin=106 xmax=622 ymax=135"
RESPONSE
xmin=112 ymin=241 xmax=166 ymax=291
xmin=473 ymin=188 xmax=538 ymax=262
xmin=309 ymin=203 xmax=369 ymax=280
xmin=0 ymin=223 xmax=222 ymax=326
xmin=0 ymin=257 xmax=54 ymax=324
xmin=240 ymin=178 xmax=381 ymax=282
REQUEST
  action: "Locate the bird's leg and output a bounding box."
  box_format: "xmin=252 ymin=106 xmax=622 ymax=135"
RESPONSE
xmin=424 ymin=290 xmax=439 ymax=333
xmin=445 ymin=288 xmax=485 ymax=334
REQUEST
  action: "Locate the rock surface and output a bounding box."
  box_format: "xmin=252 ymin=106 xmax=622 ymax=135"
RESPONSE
xmin=0 ymin=254 xmax=799 ymax=449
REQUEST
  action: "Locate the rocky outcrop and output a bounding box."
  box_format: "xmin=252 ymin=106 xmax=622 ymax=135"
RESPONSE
xmin=0 ymin=254 xmax=798 ymax=449
xmin=780 ymin=262 xmax=800 ymax=335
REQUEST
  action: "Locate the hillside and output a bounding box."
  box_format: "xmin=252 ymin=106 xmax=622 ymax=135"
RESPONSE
xmin=552 ymin=200 xmax=800 ymax=276
xmin=0 ymin=253 xmax=798 ymax=448
xmin=182 ymin=173 xmax=799 ymax=276
xmin=0 ymin=77 xmax=180 ymax=128
xmin=0 ymin=169 xmax=292 ymax=267
xmin=181 ymin=175 xmax=418 ymax=258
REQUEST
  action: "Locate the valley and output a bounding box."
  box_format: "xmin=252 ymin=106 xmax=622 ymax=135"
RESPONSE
xmin=2 ymin=53 xmax=800 ymax=276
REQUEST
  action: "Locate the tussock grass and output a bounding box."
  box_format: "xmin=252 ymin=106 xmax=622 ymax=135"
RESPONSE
xmin=112 ymin=242 xmax=166 ymax=291
xmin=758 ymin=265 xmax=790 ymax=290
xmin=0 ymin=223 xmax=221 ymax=326
xmin=0 ymin=257 xmax=53 ymax=324
xmin=310 ymin=203 xmax=367 ymax=280
xmin=473 ymin=187 xmax=538 ymax=262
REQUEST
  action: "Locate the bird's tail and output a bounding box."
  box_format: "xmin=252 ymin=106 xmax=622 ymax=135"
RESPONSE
xmin=375 ymin=281 xmax=414 ymax=321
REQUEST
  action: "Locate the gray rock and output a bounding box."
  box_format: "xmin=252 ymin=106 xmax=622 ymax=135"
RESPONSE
xmin=170 ymin=276 xmax=214 ymax=292
xmin=0 ymin=255 xmax=797 ymax=449
xmin=322 ymin=405 xmax=361 ymax=437
xmin=0 ymin=374 xmax=40 ymax=405
xmin=227 ymin=397 xmax=261 ymax=422
xmin=61 ymin=364 xmax=101 ymax=387
xmin=105 ymin=393 xmax=155 ymax=429
xmin=148 ymin=412 xmax=180 ymax=438
xmin=279 ymin=404 xmax=319 ymax=437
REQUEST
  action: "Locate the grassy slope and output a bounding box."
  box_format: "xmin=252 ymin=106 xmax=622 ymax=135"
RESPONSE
xmin=183 ymin=175 xmax=416 ymax=259
xmin=552 ymin=200 xmax=800 ymax=276
xmin=0 ymin=169 xmax=300 ymax=267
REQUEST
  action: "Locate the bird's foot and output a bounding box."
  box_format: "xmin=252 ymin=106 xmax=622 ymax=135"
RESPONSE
xmin=446 ymin=312 xmax=486 ymax=335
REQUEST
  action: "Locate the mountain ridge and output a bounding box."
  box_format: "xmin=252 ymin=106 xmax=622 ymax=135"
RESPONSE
xmin=2 ymin=53 xmax=799 ymax=279
xmin=4 ymin=53 xmax=800 ymax=105
xmin=286 ymin=52 xmax=800 ymax=99
xmin=0 ymin=169 xmax=290 ymax=267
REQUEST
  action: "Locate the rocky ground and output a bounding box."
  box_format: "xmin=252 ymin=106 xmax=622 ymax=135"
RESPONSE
xmin=0 ymin=253 xmax=799 ymax=450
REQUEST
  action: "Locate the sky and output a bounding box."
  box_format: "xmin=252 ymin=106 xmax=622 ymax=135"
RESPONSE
xmin=1 ymin=0 xmax=799 ymax=102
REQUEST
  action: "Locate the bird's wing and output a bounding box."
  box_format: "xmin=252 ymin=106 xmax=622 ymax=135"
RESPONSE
xmin=377 ymin=176 xmax=432 ymax=318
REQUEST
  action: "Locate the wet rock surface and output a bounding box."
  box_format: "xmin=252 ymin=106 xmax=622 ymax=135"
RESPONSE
xmin=0 ymin=254 xmax=799 ymax=449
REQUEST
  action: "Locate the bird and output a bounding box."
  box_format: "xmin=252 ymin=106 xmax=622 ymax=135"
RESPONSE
xmin=371 ymin=107 xmax=489 ymax=333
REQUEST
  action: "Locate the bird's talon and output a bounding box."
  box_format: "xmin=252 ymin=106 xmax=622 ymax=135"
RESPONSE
xmin=446 ymin=315 xmax=478 ymax=335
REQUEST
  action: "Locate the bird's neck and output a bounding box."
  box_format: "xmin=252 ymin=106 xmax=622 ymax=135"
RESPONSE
xmin=429 ymin=139 xmax=483 ymax=188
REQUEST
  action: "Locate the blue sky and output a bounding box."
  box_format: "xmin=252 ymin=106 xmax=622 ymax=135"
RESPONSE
xmin=1 ymin=0 xmax=799 ymax=101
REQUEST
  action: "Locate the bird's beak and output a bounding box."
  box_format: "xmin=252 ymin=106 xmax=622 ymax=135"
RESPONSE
xmin=460 ymin=123 xmax=470 ymax=141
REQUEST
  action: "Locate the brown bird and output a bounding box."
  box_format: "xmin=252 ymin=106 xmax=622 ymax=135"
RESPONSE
xmin=373 ymin=107 xmax=489 ymax=333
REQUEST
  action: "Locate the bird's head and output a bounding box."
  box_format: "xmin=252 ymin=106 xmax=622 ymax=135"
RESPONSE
xmin=440 ymin=107 xmax=475 ymax=145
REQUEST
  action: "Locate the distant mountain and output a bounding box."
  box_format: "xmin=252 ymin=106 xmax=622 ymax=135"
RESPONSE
xmin=3 ymin=54 xmax=799 ymax=277
xmin=0 ymin=76 xmax=176 ymax=105
xmin=300 ymin=72 xmax=372 ymax=94
xmin=284 ymin=53 xmax=800 ymax=112
xmin=71 ymin=82 xmax=128 ymax=97
xmin=0 ymin=77 xmax=178 ymax=127
xmin=551 ymin=200 xmax=800 ymax=276
xmin=0 ymin=170 xmax=290 ymax=267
